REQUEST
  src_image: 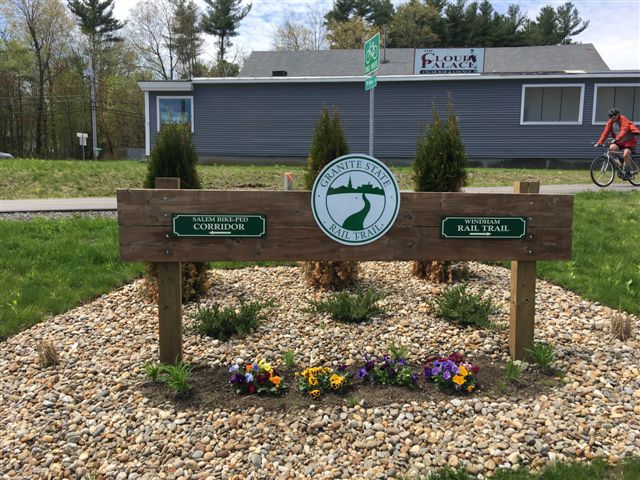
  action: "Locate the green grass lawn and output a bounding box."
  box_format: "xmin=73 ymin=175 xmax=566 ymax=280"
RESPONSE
xmin=0 ymin=217 xmax=144 ymax=340
xmin=537 ymin=191 xmax=639 ymax=315
xmin=0 ymin=191 xmax=637 ymax=340
xmin=418 ymin=456 xmax=640 ymax=479
xmin=0 ymin=158 xmax=594 ymax=199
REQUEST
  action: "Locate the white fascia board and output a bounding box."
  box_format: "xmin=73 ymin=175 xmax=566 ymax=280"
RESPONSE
xmin=138 ymin=81 xmax=193 ymax=92
xmin=190 ymin=71 xmax=640 ymax=85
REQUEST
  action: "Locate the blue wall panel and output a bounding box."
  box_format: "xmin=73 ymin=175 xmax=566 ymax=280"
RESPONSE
xmin=147 ymin=77 xmax=639 ymax=164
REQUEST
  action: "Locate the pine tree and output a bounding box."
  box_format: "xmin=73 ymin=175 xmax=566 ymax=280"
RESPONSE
xmin=144 ymin=123 xmax=209 ymax=302
xmin=173 ymin=0 xmax=204 ymax=79
xmin=412 ymin=100 xmax=467 ymax=282
xmin=302 ymin=105 xmax=358 ymax=291
xmin=201 ymin=0 xmax=251 ymax=68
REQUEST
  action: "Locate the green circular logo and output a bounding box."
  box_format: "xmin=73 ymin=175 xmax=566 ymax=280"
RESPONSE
xmin=311 ymin=154 xmax=400 ymax=246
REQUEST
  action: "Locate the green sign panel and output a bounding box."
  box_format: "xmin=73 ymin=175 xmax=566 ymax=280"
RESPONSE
xmin=172 ymin=214 xmax=266 ymax=238
xmin=365 ymin=75 xmax=378 ymax=91
xmin=364 ymin=33 xmax=380 ymax=76
xmin=441 ymin=216 xmax=527 ymax=239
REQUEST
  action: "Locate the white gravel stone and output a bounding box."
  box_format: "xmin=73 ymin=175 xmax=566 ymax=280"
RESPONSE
xmin=0 ymin=261 xmax=638 ymax=479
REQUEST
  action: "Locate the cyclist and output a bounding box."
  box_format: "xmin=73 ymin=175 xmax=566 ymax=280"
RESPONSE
xmin=595 ymin=107 xmax=640 ymax=180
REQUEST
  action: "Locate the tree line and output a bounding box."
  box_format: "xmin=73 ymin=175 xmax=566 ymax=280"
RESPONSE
xmin=1 ymin=0 xmax=588 ymax=159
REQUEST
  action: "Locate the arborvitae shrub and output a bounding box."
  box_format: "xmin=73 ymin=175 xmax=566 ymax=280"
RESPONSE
xmin=144 ymin=123 xmax=209 ymax=302
xmin=412 ymin=102 xmax=468 ymax=282
xmin=303 ymin=105 xmax=358 ymax=290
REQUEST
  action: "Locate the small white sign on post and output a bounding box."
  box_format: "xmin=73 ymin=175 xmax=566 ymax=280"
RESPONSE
xmin=77 ymin=132 xmax=88 ymax=159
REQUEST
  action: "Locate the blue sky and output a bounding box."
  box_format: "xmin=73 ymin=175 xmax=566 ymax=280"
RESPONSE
xmin=113 ymin=0 xmax=640 ymax=70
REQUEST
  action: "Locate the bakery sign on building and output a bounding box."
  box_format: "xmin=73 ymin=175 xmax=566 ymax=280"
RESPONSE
xmin=414 ymin=48 xmax=485 ymax=74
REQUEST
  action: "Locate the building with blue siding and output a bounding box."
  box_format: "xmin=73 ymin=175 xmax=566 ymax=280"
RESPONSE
xmin=139 ymin=45 xmax=640 ymax=166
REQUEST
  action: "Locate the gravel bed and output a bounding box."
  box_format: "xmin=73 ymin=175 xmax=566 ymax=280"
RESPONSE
xmin=0 ymin=211 xmax=117 ymax=221
xmin=1 ymin=262 xmax=638 ymax=479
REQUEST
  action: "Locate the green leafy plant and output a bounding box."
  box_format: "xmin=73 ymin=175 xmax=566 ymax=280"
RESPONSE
xmin=430 ymin=283 xmax=493 ymax=328
xmin=505 ymin=360 xmax=526 ymax=383
xmin=525 ymin=342 xmax=556 ymax=372
xmin=412 ymin=100 xmax=468 ymax=282
xmin=283 ymin=350 xmax=296 ymax=369
xmin=158 ymin=360 xmax=193 ymax=396
xmin=143 ymin=362 xmax=163 ymax=382
xmin=302 ymin=105 xmax=358 ymax=291
xmin=308 ymin=288 xmax=386 ymax=323
xmin=143 ymin=123 xmax=208 ymax=303
xmin=191 ymin=300 xmax=273 ymax=340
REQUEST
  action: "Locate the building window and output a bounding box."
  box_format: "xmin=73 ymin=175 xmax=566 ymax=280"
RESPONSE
xmin=593 ymin=84 xmax=640 ymax=124
xmin=521 ymin=84 xmax=584 ymax=124
xmin=157 ymin=96 xmax=193 ymax=131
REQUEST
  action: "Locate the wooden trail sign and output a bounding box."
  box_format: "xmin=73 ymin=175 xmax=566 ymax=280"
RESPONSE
xmin=117 ymin=179 xmax=573 ymax=363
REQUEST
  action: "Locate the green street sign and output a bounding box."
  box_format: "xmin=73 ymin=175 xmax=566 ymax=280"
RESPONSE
xmin=172 ymin=214 xmax=266 ymax=238
xmin=441 ymin=216 xmax=527 ymax=239
xmin=364 ymin=33 xmax=380 ymax=76
xmin=365 ymin=75 xmax=378 ymax=91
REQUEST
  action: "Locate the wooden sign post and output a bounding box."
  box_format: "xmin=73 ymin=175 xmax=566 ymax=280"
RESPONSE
xmin=118 ymin=179 xmax=572 ymax=363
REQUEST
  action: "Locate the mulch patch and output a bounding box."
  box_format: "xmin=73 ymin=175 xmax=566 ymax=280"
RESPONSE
xmin=140 ymin=356 xmax=560 ymax=412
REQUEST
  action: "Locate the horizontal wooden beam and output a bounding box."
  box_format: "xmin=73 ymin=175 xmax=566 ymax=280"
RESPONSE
xmin=117 ymin=189 xmax=573 ymax=229
xmin=118 ymin=189 xmax=573 ymax=262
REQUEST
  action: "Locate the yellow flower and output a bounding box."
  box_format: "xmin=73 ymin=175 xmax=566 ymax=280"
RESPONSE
xmin=452 ymin=375 xmax=465 ymax=385
xmin=330 ymin=374 xmax=344 ymax=388
xmin=467 ymin=385 xmax=475 ymax=392
xmin=308 ymin=376 xmax=318 ymax=386
xmin=459 ymin=365 xmax=468 ymax=376
xmin=270 ymin=376 xmax=281 ymax=386
xmin=258 ymin=360 xmax=272 ymax=373
xmin=309 ymin=389 xmax=320 ymax=398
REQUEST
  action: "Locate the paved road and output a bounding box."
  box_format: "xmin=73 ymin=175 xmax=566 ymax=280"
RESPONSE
xmin=0 ymin=184 xmax=637 ymax=213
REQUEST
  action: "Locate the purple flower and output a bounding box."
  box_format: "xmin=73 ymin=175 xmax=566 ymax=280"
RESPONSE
xmin=252 ymin=364 xmax=259 ymax=372
xmin=365 ymin=360 xmax=375 ymax=371
xmin=337 ymin=364 xmax=347 ymax=372
xmin=245 ymin=373 xmax=254 ymax=382
xmin=411 ymin=373 xmax=419 ymax=382
xmin=442 ymin=370 xmax=451 ymax=380
xmin=357 ymin=368 xmax=368 ymax=379
xmin=230 ymin=374 xmax=245 ymax=384
xmin=229 ymin=364 xmax=239 ymax=373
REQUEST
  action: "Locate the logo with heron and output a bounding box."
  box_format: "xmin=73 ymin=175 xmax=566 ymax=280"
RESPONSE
xmin=311 ymin=154 xmax=400 ymax=246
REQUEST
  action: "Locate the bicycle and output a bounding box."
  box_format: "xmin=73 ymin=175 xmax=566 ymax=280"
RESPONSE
xmin=590 ymin=141 xmax=640 ymax=187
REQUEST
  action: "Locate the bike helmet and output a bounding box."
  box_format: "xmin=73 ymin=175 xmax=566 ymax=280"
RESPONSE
xmin=608 ymin=107 xmax=620 ymax=117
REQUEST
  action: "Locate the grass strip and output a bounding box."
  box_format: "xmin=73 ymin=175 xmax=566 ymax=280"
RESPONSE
xmin=0 ymin=217 xmax=144 ymax=340
xmin=415 ymin=456 xmax=640 ymax=479
xmin=0 ymin=158 xmax=594 ymax=199
xmin=538 ymin=191 xmax=639 ymax=315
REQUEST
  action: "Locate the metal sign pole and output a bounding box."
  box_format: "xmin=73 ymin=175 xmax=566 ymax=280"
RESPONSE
xmin=369 ymin=88 xmax=374 ymax=156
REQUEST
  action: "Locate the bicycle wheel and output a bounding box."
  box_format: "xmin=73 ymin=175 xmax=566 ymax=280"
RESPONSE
xmin=627 ymin=156 xmax=640 ymax=186
xmin=590 ymin=156 xmax=615 ymax=187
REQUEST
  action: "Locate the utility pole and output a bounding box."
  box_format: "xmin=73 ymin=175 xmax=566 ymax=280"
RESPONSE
xmin=84 ymin=58 xmax=98 ymax=160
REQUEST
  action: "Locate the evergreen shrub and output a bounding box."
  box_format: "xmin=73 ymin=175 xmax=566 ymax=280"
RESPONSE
xmin=302 ymin=105 xmax=358 ymax=290
xmin=412 ymin=101 xmax=468 ymax=282
xmin=143 ymin=123 xmax=209 ymax=302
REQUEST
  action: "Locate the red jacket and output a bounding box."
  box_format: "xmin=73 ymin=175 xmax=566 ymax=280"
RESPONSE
xmin=598 ymin=114 xmax=640 ymax=147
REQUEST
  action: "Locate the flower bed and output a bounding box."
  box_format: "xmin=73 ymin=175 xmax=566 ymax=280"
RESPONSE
xmin=229 ymin=359 xmax=285 ymax=395
xmin=423 ymin=353 xmax=480 ymax=393
xmin=225 ymin=352 xmax=481 ymax=398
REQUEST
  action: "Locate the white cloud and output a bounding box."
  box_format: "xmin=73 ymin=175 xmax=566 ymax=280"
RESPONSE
xmin=113 ymin=0 xmax=640 ymax=70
